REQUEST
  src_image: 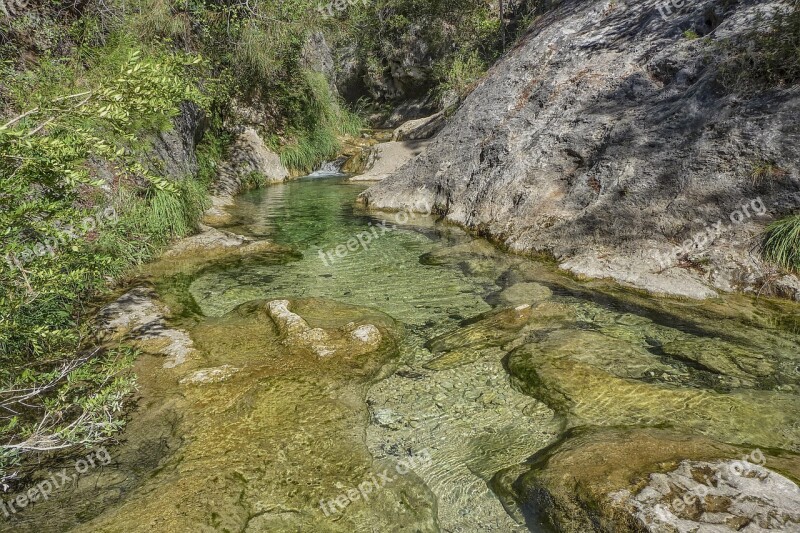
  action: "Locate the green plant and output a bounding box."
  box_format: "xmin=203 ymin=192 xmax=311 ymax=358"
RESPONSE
xmin=750 ymin=160 xmax=788 ymax=184
xmin=0 ymin=34 xmax=207 ymax=487
xmin=763 ymin=215 xmax=800 ymax=272
xmin=683 ymin=29 xmax=700 ymax=40
xmin=434 ymin=50 xmax=487 ymax=105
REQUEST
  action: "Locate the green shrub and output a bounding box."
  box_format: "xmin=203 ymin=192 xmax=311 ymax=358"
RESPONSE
xmin=0 ymin=33 xmax=208 ymax=486
xmin=434 ymin=50 xmax=487 ymax=105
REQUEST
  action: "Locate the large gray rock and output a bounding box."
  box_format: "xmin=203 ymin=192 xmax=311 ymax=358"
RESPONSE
xmin=150 ymin=101 xmax=207 ymax=180
xmin=350 ymin=139 xmax=431 ymax=182
xmin=392 ymin=112 xmax=446 ymax=141
xmin=227 ymin=127 xmax=288 ymax=184
xmin=360 ymin=0 xmax=800 ymax=299
xmin=205 ymin=127 xmax=289 ymax=224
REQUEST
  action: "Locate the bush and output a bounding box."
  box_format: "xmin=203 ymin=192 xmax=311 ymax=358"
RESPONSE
xmin=0 ymin=33 xmax=209 ymax=487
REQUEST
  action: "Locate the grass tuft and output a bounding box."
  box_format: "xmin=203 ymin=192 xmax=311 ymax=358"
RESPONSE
xmin=763 ymin=215 xmax=800 ymax=272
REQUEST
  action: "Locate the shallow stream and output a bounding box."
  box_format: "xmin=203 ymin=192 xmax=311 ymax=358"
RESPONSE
xmin=6 ymin=175 xmax=800 ymax=532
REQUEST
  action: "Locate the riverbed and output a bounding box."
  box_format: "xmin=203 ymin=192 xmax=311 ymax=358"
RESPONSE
xmin=6 ymin=174 xmax=799 ymax=532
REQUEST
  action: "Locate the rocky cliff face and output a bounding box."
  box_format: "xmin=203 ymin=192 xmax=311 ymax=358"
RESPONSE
xmin=359 ymin=0 xmax=800 ymax=300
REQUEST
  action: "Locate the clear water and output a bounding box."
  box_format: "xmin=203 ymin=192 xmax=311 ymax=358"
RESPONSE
xmin=6 ymin=175 xmax=799 ymax=532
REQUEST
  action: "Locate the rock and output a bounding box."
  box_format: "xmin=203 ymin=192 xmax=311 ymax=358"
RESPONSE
xmin=148 ymin=226 xmax=289 ymax=278
xmin=349 ymin=324 xmax=382 ymax=346
xmin=492 ymin=427 xmax=800 ymax=533
xmin=266 ymin=299 xmax=387 ymax=359
xmin=372 ymin=408 xmax=403 ymax=428
xmin=774 ymin=274 xmax=800 ymax=302
xmin=301 ymin=32 xmax=337 ymax=94
xmin=179 ymin=365 xmax=241 ymax=385
xmin=392 ymin=112 xmax=446 ymax=141
xmin=624 ymin=459 xmax=800 ymax=531
xmin=202 ymin=127 xmax=289 ymax=226
xmin=374 ymin=98 xmax=437 ymax=129
xmin=498 ymin=282 xmax=552 ymax=305
xmin=426 ymin=305 xmax=532 ymax=353
xmin=149 ymin=101 xmax=207 ymax=181
xmin=506 ymin=331 xmax=800 ymax=451
xmin=230 ymin=127 xmax=289 ymax=184
xmin=202 ymin=194 xmax=236 ymax=226
xmin=349 ymin=140 xmax=431 ymax=182
xmin=359 ymin=0 xmax=800 ymax=300
xmin=97 ymin=287 xmax=196 ymax=368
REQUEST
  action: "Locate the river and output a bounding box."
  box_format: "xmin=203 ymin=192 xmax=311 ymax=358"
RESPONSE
xmin=6 ymin=174 xmax=799 ymax=532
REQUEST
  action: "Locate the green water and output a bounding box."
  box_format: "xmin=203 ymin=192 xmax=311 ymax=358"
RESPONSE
xmin=6 ymin=175 xmax=800 ymax=532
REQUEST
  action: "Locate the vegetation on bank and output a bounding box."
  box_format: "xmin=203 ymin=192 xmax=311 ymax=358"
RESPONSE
xmin=0 ymin=0 xmax=520 ymax=487
xmin=0 ymin=33 xmax=212 ymax=485
xmin=1 ymin=0 xmax=797 ymax=493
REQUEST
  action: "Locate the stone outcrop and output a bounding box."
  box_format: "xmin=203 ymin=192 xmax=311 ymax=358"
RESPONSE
xmin=150 ymin=101 xmax=208 ymax=180
xmin=97 ymin=287 xmax=196 ymax=369
xmin=491 ymin=427 xmax=800 ymax=533
xmin=204 ymin=126 xmax=289 ymax=224
xmin=392 ymin=112 xmax=446 ymax=141
xmin=266 ymin=299 xmax=385 ymax=358
xmin=359 ymin=0 xmax=800 ymax=300
xmin=349 ymin=139 xmax=431 ymax=182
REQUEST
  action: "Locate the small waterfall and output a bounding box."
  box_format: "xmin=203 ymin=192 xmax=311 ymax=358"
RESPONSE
xmin=308 ymin=156 xmax=348 ymax=177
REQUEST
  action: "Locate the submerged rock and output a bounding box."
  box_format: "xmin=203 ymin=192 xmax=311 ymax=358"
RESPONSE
xmin=424 ymin=304 xmax=532 ymax=370
xmin=623 ymin=459 xmax=800 ymax=531
xmin=97 ymin=287 xmax=196 ymax=368
xmin=179 ymin=365 xmax=241 ymax=385
xmin=508 ymin=328 xmax=800 ymax=451
xmin=492 ymin=427 xmax=800 ymax=533
xmin=146 ymin=226 xmax=292 ymax=280
xmin=498 ymin=282 xmax=553 ymax=306
xmin=55 ymin=298 xmax=428 ymax=533
xmin=266 ymin=299 xmax=385 ymax=359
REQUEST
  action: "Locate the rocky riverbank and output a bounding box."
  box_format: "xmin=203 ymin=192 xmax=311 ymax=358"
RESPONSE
xmin=359 ymin=0 xmax=800 ymax=301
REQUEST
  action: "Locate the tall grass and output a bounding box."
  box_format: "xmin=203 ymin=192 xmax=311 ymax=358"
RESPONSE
xmin=763 ymin=215 xmax=800 ymax=272
xmin=277 ymin=71 xmax=364 ymax=172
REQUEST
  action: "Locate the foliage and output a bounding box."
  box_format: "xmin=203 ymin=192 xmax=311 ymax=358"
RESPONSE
xmin=683 ymin=29 xmax=700 ymax=40
xmin=342 ymin=0 xmax=504 ymax=103
xmin=750 ymin=160 xmax=788 ymax=185
xmin=433 ymin=50 xmax=487 ymax=106
xmin=763 ymin=215 xmax=800 ymax=273
xmin=0 ymin=35 xmax=208 ymax=486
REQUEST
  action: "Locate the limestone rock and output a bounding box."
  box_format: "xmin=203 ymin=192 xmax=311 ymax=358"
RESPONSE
xmin=492 ymin=427 xmax=800 ymax=533
xmin=97 ymin=287 xmax=196 ymax=368
xmin=349 ymin=140 xmax=431 ymax=182
xmin=179 ymin=365 xmax=241 ymax=385
xmin=227 ymin=127 xmax=289 ymax=186
xmin=266 ymin=299 xmax=385 ymax=359
xmin=360 ymin=0 xmax=800 ymax=299
xmin=392 ymin=112 xmax=446 ymax=142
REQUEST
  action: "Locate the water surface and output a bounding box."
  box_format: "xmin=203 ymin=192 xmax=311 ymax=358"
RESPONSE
xmin=6 ymin=175 xmax=799 ymax=532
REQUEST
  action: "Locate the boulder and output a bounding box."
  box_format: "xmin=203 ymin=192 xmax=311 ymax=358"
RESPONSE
xmin=392 ymin=112 xmax=446 ymax=141
xmin=360 ymin=0 xmax=800 ymax=299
